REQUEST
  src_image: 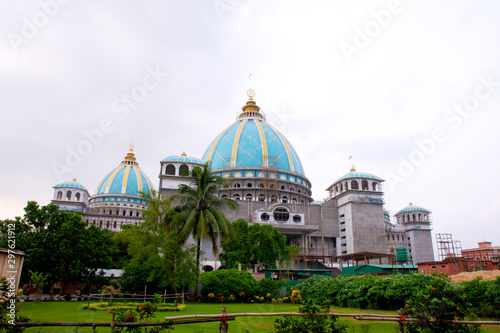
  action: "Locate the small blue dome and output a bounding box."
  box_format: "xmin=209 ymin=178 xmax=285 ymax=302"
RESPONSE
xmin=202 ymin=97 xmax=305 ymax=176
xmin=396 ymin=204 xmax=431 ymax=215
xmin=94 ymin=148 xmax=154 ymax=196
xmin=335 ymin=170 xmax=383 ymax=183
xmin=162 ymin=153 xmax=204 ymax=164
xmin=54 ymin=180 xmax=86 ymax=190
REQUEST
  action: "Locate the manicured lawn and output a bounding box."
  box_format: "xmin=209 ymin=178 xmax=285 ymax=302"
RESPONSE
xmin=16 ymin=301 xmax=500 ymax=332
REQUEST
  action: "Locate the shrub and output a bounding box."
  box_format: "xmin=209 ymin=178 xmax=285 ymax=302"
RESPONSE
xmin=199 ymin=269 xmax=256 ymax=301
xmin=255 ymin=278 xmax=282 ymax=300
xmin=273 ymin=301 xmax=347 ymax=333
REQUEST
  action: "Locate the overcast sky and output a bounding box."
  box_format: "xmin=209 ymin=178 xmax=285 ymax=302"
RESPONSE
xmin=1 ymin=1 xmax=499 ymax=252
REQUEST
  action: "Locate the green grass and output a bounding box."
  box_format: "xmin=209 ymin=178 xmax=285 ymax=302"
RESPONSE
xmin=15 ymin=301 xmax=500 ymax=333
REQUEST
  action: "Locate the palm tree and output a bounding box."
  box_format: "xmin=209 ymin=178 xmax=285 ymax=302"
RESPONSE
xmin=173 ymin=163 xmax=238 ymax=275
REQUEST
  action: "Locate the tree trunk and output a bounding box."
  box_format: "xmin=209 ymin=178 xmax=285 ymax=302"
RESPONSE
xmin=194 ymin=238 xmax=201 ymax=297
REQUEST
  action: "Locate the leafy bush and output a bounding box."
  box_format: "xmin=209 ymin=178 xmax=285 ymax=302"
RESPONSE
xmin=298 ymin=273 xmax=456 ymax=311
xmin=83 ymin=302 xmax=185 ymax=312
xmin=255 ymin=278 xmax=282 ymax=300
xmin=199 ymin=269 xmax=257 ymax=301
xmin=402 ymin=283 xmax=480 ymax=332
xmin=273 ymin=301 xmax=347 ymax=333
xmin=461 ymin=276 xmax=500 ymax=319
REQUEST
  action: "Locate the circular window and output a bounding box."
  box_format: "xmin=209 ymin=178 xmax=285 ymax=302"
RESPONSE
xmin=261 ymin=213 xmax=269 ymax=221
xmin=273 ymin=208 xmax=289 ymax=222
xmin=293 ymin=215 xmax=301 ymax=222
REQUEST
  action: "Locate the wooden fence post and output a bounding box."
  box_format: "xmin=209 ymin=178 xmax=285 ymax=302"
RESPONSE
xmin=219 ymin=306 xmax=229 ymax=333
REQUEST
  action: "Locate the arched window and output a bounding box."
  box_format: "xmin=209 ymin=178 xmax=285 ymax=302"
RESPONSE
xmin=246 ymin=193 xmax=253 ymax=201
xmin=234 ymin=183 xmax=241 ymax=188
xmin=292 ymin=198 xmax=297 ymax=204
xmin=298 ymin=189 xmax=301 ymax=193
xmin=402 ymin=215 xmax=406 ymax=222
xmin=345 ymin=182 xmax=349 ymax=190
xmin=57 ymin=191 xmax=62 ymax=199
xmin=361 ymin=180 xmax=368 ymax=190
xmin=412 ymin=214 xmax=416 ymax=221
xmin=293 ymin=215 xmax=301 ymax=222
xmin=271 ymin=195 xmax=277 ymax=202
xmin=233 ymin=194 xmax=240 ymax=200
xmin=179 ymin=164 xmax=189 ymax=176
xmin=258 ymin=194 xmax=265 ymax=202
xmin=247 ymin=183 xmax=252 ymax=188
xmin=282 ymin=196 xmax=288 ymax=203
xmin=106 ymin=222 xmax=110 ymax=229
xmin=372 ymin=182 xmax=378 ymax=191
xmin=273 ymin=208 xmax=289 ymax=222
xmin=75 ymin=193 xmax=81 ymax=201
xmin=165 ymin=164 xmax=176 ymax=175
xmin=66 ymin=191 xmax=72 ymax=200
xmin=418 ymin=213 xmax=422 ymax=221
xmin=258 ymin=183 xmax=265 ymax=188
xmin=290 ymin=187 xmax=295 ymax=192
xmin=116 ymin=210 xmax=119 ymax=215
xmin=351 ymin=180 xmax=359 ymax=189
xmin=300 ymin=200 xmax=305 ymax=204
xmin=261 ymin=213 xmax=269 ymax=221
xmin=136 ymin=212 xmax=140 ymax=217
xmin=340 ymin=183 xmax=343 ymax=192
xmin=424 ymin=214 xmax=428 ymax=221
xmin=221 ymin=194 xmax=228 ymax=199
xmin=130 ymin=211 xmax=133 ymax=216
xmin=99 ymin=221 xmax=102 ymax=228
xmin=114 ymin=222 xmax=117 ymax=229
xmin=123 ymin=210 xmax=126 ymax=216
xmin=270 ymin=184 xmax=276 ymax=189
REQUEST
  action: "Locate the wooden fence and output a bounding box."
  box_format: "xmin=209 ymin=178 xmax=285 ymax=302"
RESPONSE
xmin=2 ymin=308 xmax=499 ymax=332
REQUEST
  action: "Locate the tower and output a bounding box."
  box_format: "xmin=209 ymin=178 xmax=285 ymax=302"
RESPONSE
xmin=325 ymin=166 xmax=388 ymax=257
xmin=394 ymin=203 xmax=434 ymax=264
xmin=51 ymin=179 xmax=90 ymax=212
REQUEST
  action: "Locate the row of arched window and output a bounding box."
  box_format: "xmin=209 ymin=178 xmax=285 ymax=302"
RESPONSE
xmin=86 ymin=220 xmax=139 ymax=229
xmin=398 ymin=213 xmax=429 ymax=223
xmin=99 ymin=209 xmax=141 ymax=217
xmin=56 ymin=190 xmax=82 ymax=201
xmin=221 ymin=193 xmax=305 ymax=204
xmin=233 ymin=182 xmax=302 ymax=193
xmin=164 ymin=164 xmax=190 ymax=176
xmin=334 ymin=180 xmax=379 ymax=195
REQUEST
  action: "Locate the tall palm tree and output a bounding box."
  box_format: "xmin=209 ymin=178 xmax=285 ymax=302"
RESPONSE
xmin=173 ymin=163 xmax=238 ymax=274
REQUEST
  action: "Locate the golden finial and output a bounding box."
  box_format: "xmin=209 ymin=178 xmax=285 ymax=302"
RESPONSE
xmin=350 ymin=165 xmax=356 ymax=172
xmin=409 ymin=202 xmax=413 ymax=206
xmin=239 ymin=89 xmax=262 ymax=119
xmin=181 ymin=151 xmax=187 ymax=156
xmin=123 ymin=145 xmax=137 ymax=163
xmin=72 ymin=177 xmax=77 ymax=182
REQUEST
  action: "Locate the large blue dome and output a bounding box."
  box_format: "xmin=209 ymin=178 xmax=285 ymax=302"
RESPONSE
xmin=202 ymin=95 xmax=305 ymax=176
xmin=94 ymin=147 xmax=154 ymax=196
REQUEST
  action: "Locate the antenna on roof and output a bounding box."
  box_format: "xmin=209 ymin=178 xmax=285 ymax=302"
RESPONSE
xmin=248 ymin=73 xmax=252 ymax=89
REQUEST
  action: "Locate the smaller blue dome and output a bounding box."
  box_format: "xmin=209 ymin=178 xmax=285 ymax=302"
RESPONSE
xmin=335 ymin=169 xmax=383 ymax=183
xmin=162 ymin=153 xmax=203 ymax=164
xmin=54 ymin=180 xmax=86 ymax=190
xmin=396 ymin=204 xmax=431 ymax=215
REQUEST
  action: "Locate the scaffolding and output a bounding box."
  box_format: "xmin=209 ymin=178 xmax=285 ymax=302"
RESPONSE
xmin=263 ymin=155 xmax=279 ymax=203
xmin=436 ymin=233 xmax=462 ymax=261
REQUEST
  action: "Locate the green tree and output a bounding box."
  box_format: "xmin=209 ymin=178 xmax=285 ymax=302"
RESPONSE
xmin=220 ymin=219 xmax=290 ymax=271
xmin=0 ymin=202 xmax=113 ymax=293
xmin=173 ymin=163 xmax=237 ymax=275
xmin=121 ymin=192 xmax=198 ymax=294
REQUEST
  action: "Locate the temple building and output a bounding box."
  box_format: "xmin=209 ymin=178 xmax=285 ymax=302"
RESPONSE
xmin=51 ymin=90 xmax=435 ymax=267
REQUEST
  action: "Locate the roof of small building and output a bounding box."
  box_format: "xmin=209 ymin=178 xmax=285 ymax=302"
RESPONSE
xmin=161 ymin=152 xmax=204 ymax=164
xmin=396 ymin=203 xmax=431 ymax=215
xmin=54 ymin=179 xmax=86 ymax=190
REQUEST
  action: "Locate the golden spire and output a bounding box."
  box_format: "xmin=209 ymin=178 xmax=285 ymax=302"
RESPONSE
xmin=72 ymin=177 xmax=77 ymax=182
xmin=409 ymin=202 xmax=413 ymax=206
xmin=123 ymin=144 xmax=138 ymax=164
xmin=181 ymin=151 xmax=187 ymax=156
xmin=350 ymin=165 xmax=356 ymax=172
xmin=239 ymin=89 xmax=263 ymax=119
